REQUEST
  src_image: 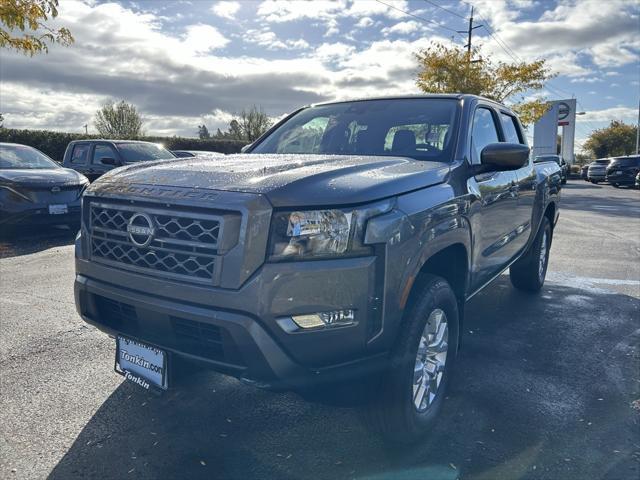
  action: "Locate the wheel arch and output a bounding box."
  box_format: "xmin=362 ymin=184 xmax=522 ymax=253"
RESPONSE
xmin=400 ymin=242 xmax=469 ymax=352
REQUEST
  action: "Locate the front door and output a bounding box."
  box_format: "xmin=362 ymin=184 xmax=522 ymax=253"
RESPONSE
xmin=68 ymin=143 xmax=91 ymax=179
xmin=90 ymin=143 xmax=119 ymax=180
xmin=499 ymin=111 xmax=535 ymax=256
xmin=469 ymin=107 xmax=521 ymax=290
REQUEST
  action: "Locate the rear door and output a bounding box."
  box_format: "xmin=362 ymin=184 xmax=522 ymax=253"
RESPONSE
xmin=469 ymin=106 xmax=521 ymax=289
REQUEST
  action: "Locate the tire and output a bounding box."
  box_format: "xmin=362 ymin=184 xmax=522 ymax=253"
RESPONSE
xmin=612 ymin=183 xmax=619 ymax=188
xmin=561 ymin=178 xmax=567 ymax=185
xmin=365 ymin=274 xmax=459 ymax=444
xmin=510 ymin=216 xmax=552 ymax=292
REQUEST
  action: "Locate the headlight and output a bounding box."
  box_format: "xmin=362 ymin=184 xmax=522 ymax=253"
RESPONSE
xmin=77 ymin=179 xmax=90 ymax=198
xmin=268 ymin=201 xmax=393 ymax=261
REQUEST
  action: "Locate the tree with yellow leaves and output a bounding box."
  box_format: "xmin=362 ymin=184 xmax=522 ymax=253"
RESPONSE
xmin=415 ymin=43 xmax=555 ymax=126
xmin=0 ymin=0 xmax=73 ymax=56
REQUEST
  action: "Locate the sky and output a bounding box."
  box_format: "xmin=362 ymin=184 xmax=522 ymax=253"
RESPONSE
xmin=0 ymin=0 xmax=639 ymax=152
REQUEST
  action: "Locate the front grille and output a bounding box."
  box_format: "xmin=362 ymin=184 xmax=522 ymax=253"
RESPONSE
xmin=90 ymin=202 xmax=225 ymax=284
xmin=171 ymin=317 xmax=225 ymax=362
xmin=94 ymin=295 xmax=137 ymax=330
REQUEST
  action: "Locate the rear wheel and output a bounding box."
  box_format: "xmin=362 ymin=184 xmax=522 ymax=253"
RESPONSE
xmin=612 ymin=183 xmax=620 ymax=188
xmin=365 ymin=275 xmax=459 ymax=444
xmin=510 ymin=216 xmax=551 ymax=292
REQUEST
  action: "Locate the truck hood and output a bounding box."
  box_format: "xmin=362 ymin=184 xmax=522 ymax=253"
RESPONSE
xmin=92 ymin=154 xmax=450 ymax=207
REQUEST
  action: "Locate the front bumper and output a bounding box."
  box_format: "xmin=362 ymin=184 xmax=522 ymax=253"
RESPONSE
xmin=0 ymin=204 xmax=81 ymax=226
xmin=74 ymin=252 xmax=388 ymax=390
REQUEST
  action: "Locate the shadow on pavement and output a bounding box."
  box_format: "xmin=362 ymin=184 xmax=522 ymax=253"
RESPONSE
xmin=47 ymin=278 xmax=639 ymax=480
xmin=0 ymin=224 xmax=77 ymax=258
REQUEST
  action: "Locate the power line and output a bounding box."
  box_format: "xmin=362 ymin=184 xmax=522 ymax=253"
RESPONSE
xmin=474 ymin=13 xmax=523 ymax=63
xmin=374 ymin=0 xmax=465 ymax=36
xmin=422 ymin=0 xmax=467 ymax=20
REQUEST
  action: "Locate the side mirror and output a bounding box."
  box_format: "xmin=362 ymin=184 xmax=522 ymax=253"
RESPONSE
xmin=240 ymin=144 xmax=252 ymax=153
xmin=100 ymin=157 xmax=121 ymax=166
xmin=479 ymin=143 xmax=529 ymax=172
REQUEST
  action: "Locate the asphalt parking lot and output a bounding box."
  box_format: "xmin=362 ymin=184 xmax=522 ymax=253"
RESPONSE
xmin=1 ymin=181 xmax=638 ymax=480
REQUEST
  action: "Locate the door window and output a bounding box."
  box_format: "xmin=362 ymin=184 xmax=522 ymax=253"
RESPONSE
xmin=500 ymin=113 xmax=524 ymax=144
xmin=92 ymin=144 xmax=118 ymax=164
xmin=70 ymin=144 xmax=90 ymax=164
xmin=471 ymin=108 xmax=500 ymax=163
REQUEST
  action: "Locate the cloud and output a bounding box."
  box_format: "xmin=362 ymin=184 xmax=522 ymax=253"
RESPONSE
xmin=355 ymin=17 xmax=374 ymax=28
xmin=381 ymin=20 xmax=421 ymax=36
xmin=182 ymin=24 xmax=229 ymax=52
xmin=578 ymin=107 xmax=638 ymax=123
xmin=256 ymin=0 xmax=408 ymax=24
xmin=1 ymin=0 xmax=637 ymax=138
xmin=211 ymin=1 xmax=241 ymax=19
xmin=478 ymin=0 xmax=639 ymax=73
xmin=245 ymin=28 xmax=310 ymax=50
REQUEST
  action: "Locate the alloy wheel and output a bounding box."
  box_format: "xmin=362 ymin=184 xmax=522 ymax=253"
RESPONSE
xmin=413 ymin=308 xmax=448 ymax=413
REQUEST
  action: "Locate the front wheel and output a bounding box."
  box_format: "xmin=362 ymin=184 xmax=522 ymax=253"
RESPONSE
xmin=510 ymin=216 xmax=552 ymax=292
xmin=365 ymin=274 xmax=459 ymax=443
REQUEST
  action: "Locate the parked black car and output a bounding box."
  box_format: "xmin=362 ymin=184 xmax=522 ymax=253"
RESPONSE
xmin=535 ymin=154 xmax=567 ymax=184
xmin=75 ymin=94 xmax=561 ymax=442
xmin=580 ymin=164 xmax=590 ymax=180
xmin=63 ymin=140 xmax=175 ymax=182
xmin=606 ymin=155 xmax=640 ymax=187
xmin=0 ymin=143 xmax=88 ymax=228
xmin=587 ymin=158 xmax=612 ymax=183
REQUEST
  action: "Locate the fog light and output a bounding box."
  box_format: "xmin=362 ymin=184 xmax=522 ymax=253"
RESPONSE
xmin=291 ymin=309 xmax=356 ymax=330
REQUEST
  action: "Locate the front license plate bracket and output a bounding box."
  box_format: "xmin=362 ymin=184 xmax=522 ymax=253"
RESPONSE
xmin=115 ymin=336 xmax=168 ymax=392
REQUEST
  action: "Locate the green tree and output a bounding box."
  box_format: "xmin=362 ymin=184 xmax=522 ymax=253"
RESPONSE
xmin=0 ymin=113 xmax=4 ymax=128
xmin=415 ymin=43 xmax=555 ymax=126
xmin=197 ymin=124 xmax=211 ymax=139
xmin=94 ymin=100 xmax=144 ymax=139
xmin=216 ymin=106 xmax=272 ymax=142
xmin=583 ymin=120 xmax=638 ymax=158
xmin=0 ymin=0 xmax=73 ymax=56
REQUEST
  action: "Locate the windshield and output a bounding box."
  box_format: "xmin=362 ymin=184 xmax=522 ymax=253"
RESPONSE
xmin=116 ymin=143 xmax=175 ymax=162
xmin=252 ymin=98 xmax=459 ymax=162
xmin=611 ymin=156 xmax=640 ymax=166
xmin=0 ymin=144 xmax=60 ymax=170
xmin=536 ymin=155 xmax=560 ymax=164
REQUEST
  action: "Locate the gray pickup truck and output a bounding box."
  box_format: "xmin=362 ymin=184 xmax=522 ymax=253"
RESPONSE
xmin=74 ymin=95 xmax=561 ymax=442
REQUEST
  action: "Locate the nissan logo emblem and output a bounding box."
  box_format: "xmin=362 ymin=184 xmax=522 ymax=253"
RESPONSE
xmin=127 ymin=213 xmax=155 ymax=248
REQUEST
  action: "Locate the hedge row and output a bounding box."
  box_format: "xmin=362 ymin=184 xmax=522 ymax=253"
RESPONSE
xmin=0 ymin=128 xmax=245 ymax=162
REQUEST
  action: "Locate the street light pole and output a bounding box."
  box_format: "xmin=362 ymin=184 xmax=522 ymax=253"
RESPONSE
xmin=636 ymin=100 xmax=640 ymax=155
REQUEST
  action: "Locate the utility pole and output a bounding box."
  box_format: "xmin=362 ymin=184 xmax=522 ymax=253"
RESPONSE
xmin=636 ymin=98 xmax=639 ymax=154
xmin=458 ymin=6 xmax=483 ymax=61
